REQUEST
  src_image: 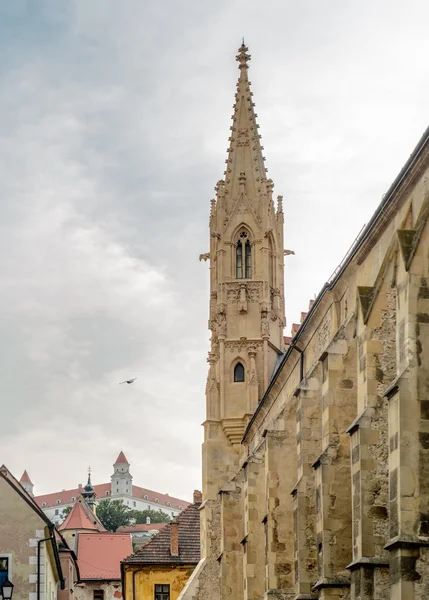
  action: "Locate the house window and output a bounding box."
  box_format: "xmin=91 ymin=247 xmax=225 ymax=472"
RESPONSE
xmin=93 ymin=591 xmax=104 ymax=600
xmin=133 ymin=502 xmax=136 ymax=507
xmin=55 ymin=509 xmax=59 ymax=516
xmin=154 ymin=584 xmax=170 ymax=600
xmin=236 ymin=231 xmax=251 ymax=279
xmin=0 ymin=557 xmax=9 ymax=588
xmin=234 ymin=363 xmax=245 ymax=383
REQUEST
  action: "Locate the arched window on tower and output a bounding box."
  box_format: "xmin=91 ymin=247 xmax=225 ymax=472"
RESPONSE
xmin=236 ymin=231 xmax=252 ymax=279
xmin=234 ymin=362 xmax=245 ymax=382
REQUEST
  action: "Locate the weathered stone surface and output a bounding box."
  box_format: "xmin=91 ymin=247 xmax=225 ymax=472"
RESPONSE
xmin=187 ymin=43 xmax=429 ymax=600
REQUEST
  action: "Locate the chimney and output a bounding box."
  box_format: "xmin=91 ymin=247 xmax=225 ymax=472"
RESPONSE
xmin=170 ymin=520 xmax=179 ymax=556
xmin=193 ymin=490 xmax=202 ymax=504
xmin=146 ymin=516 xmax=151 ymax=525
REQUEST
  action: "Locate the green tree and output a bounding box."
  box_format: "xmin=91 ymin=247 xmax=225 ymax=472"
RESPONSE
xmin=131 ymin=508 xmax=171 ymax=524
xmin=57 ymin=505 xmax=72 ymax=524
xmin=96 ymin=499 xmax=133 ymax=532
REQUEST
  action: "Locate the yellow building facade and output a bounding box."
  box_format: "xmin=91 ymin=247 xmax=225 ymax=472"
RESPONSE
xmin=182 ymin=44 xmax=429 ymax=600
xmin=122 ymin=494 xmax=201 ymax=600
xmin=124 ymin=566 xmax=194 ymax=600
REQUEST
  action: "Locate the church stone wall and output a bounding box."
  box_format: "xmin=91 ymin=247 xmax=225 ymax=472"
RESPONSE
xmin=187 ymin=43 xmax=429 ymax=600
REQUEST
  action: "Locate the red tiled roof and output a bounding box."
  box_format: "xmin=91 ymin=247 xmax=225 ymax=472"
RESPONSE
xmin=35 ymin=483 xmax=189 ymax=511
xmin=78 ymin=533 xmax=132 ymax=580
xmin=20 ymin=470 xmax=33 ymax=484
xmin=123 ymin=502 xmax=200 ymax=565
xmin=115 ymin=451 xmax=129 ymax=465
xmin=116 ymin=523 xmax=166 ymax=534
xmin=284 ymin=336 xmax=292 ymax=346
xmin=59 ymin=501 xmax=100 ymax=532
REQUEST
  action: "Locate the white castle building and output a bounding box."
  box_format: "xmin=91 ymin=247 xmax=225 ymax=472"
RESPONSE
xmin=24 ymin=451 xmax=189 ymax=525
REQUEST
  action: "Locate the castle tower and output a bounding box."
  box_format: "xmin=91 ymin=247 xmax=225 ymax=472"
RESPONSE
xmin=202 ymin=42 xmax=285 ymax=504
xmin=19 ymin=470 xmax=34 ymax=496
xmin=111 ymin=451 xmax=133 ymax=497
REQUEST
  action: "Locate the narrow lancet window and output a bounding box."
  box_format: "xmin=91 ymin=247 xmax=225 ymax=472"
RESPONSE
xmin=245 ymin=240 xmax=252 ymax=279
xmin=236 ymin=243 xmax=243 ymax=279
xmin=236 ymin=231 xmax=251 ymax=279
xmin=234 ymin=362 xmax=245 ymax=382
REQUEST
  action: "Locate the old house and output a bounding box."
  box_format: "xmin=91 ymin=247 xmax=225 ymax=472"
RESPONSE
xmin=182 ymin=43 xmax=429 ymax=600
xmin=58 ymin=494 xmax=106 ymax=551
xmin=122 ymin=492 xmax=201 ymax=600
xmin=75 ymin=534 xmax=132 ymax=600
xmin=57 ymin=480 xmax=131 ymax=600
xmin=0 ymin=465 xmax=78 ymax=600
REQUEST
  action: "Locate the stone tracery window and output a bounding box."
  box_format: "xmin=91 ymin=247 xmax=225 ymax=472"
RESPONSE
xmin=236 ymin=231 xmax=252 ymax=279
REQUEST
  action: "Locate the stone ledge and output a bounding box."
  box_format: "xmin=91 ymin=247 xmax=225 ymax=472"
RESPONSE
xmin=346 ymin=556 xmax=390 ymax=569
xmin=263 ymin=588 xmax=295 ymax=600
xmin=312 ymin=576 xmax=350 ymax=590
xmin=384 ymin=535 xmax=429 ymax=550
xmin=294 ymin=594 xmax=318 ymax=600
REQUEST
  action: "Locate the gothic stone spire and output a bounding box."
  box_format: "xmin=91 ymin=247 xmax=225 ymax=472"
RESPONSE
xmin=224 ymin=42 xmax=267 ymax=210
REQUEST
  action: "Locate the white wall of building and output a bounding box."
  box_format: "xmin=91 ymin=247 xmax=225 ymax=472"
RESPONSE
xmin=43 ymin=495 xmax=181 ymax=525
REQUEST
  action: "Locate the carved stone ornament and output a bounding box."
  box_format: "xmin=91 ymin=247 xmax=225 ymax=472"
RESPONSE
xmin=199 ymin=252 xmax=210 ymax=262
xmin=247 ymin=345 xmax=259 ymax=386
xmin=261 ymin=315 xmax=270 ymax=338
xmin=205 ymin=354 xmax=219 ymax=394
xmin=237 ymin=129 xmax=250 ymax=147
xmin=225 ymin=340 xmax=263 ymax=353
xmin=237 ymin=200 xmax=249 ymax=216
xmin=317 ymin=309 xmax=332 ymax=353
xmin=221 ymin=281 xmax=262 ymax=304
xmin=239 ymin=283 xmax=248 ymax=313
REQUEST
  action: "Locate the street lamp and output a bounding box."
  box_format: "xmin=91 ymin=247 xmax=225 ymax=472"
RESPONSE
xmin=1 ymin=579 xmax=14 ymax=600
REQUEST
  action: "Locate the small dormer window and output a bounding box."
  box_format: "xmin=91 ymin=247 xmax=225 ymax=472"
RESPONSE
xmin=42 ymin=502 xmax=47 ymax=507
xmin=71 ymin=496 xmax=76 ymax=502
xmin=56 ymin=499 xmax=62 ymax=505
xmin=179 ymin=505 xmax=183 ymax=510
xmin=167 ymin=502 xmax=171 ymax=507
xmin=155 ymin=498 xmax=159 ymax=503
xmin=144 ymin=495 xmax=148 ymax=500
xmin=105 ymin=491 xmax=110 ymax=496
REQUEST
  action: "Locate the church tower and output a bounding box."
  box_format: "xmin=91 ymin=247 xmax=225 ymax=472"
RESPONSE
xmin=202 ymin=41 xmax=285 ymax=517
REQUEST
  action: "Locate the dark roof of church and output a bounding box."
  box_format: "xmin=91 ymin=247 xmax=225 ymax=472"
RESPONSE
xmin=122 ymin=501 xmax=200 ymax=565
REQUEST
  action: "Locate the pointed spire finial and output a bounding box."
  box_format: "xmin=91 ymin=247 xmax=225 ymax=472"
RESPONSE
xmin=236 ymin=41 xmax=250 ymax=70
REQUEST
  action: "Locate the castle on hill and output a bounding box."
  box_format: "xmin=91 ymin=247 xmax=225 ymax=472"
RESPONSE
xmin=21 ymin=451 xmax=189 ymax=525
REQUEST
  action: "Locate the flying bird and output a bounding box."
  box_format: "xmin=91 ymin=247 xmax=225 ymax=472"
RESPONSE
xmin=119 ymin=377 xmax=137 ymax=385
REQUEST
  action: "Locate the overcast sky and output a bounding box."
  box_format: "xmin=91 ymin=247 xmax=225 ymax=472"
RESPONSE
xmin=0 ymin=0 xmax=428 ymax=501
